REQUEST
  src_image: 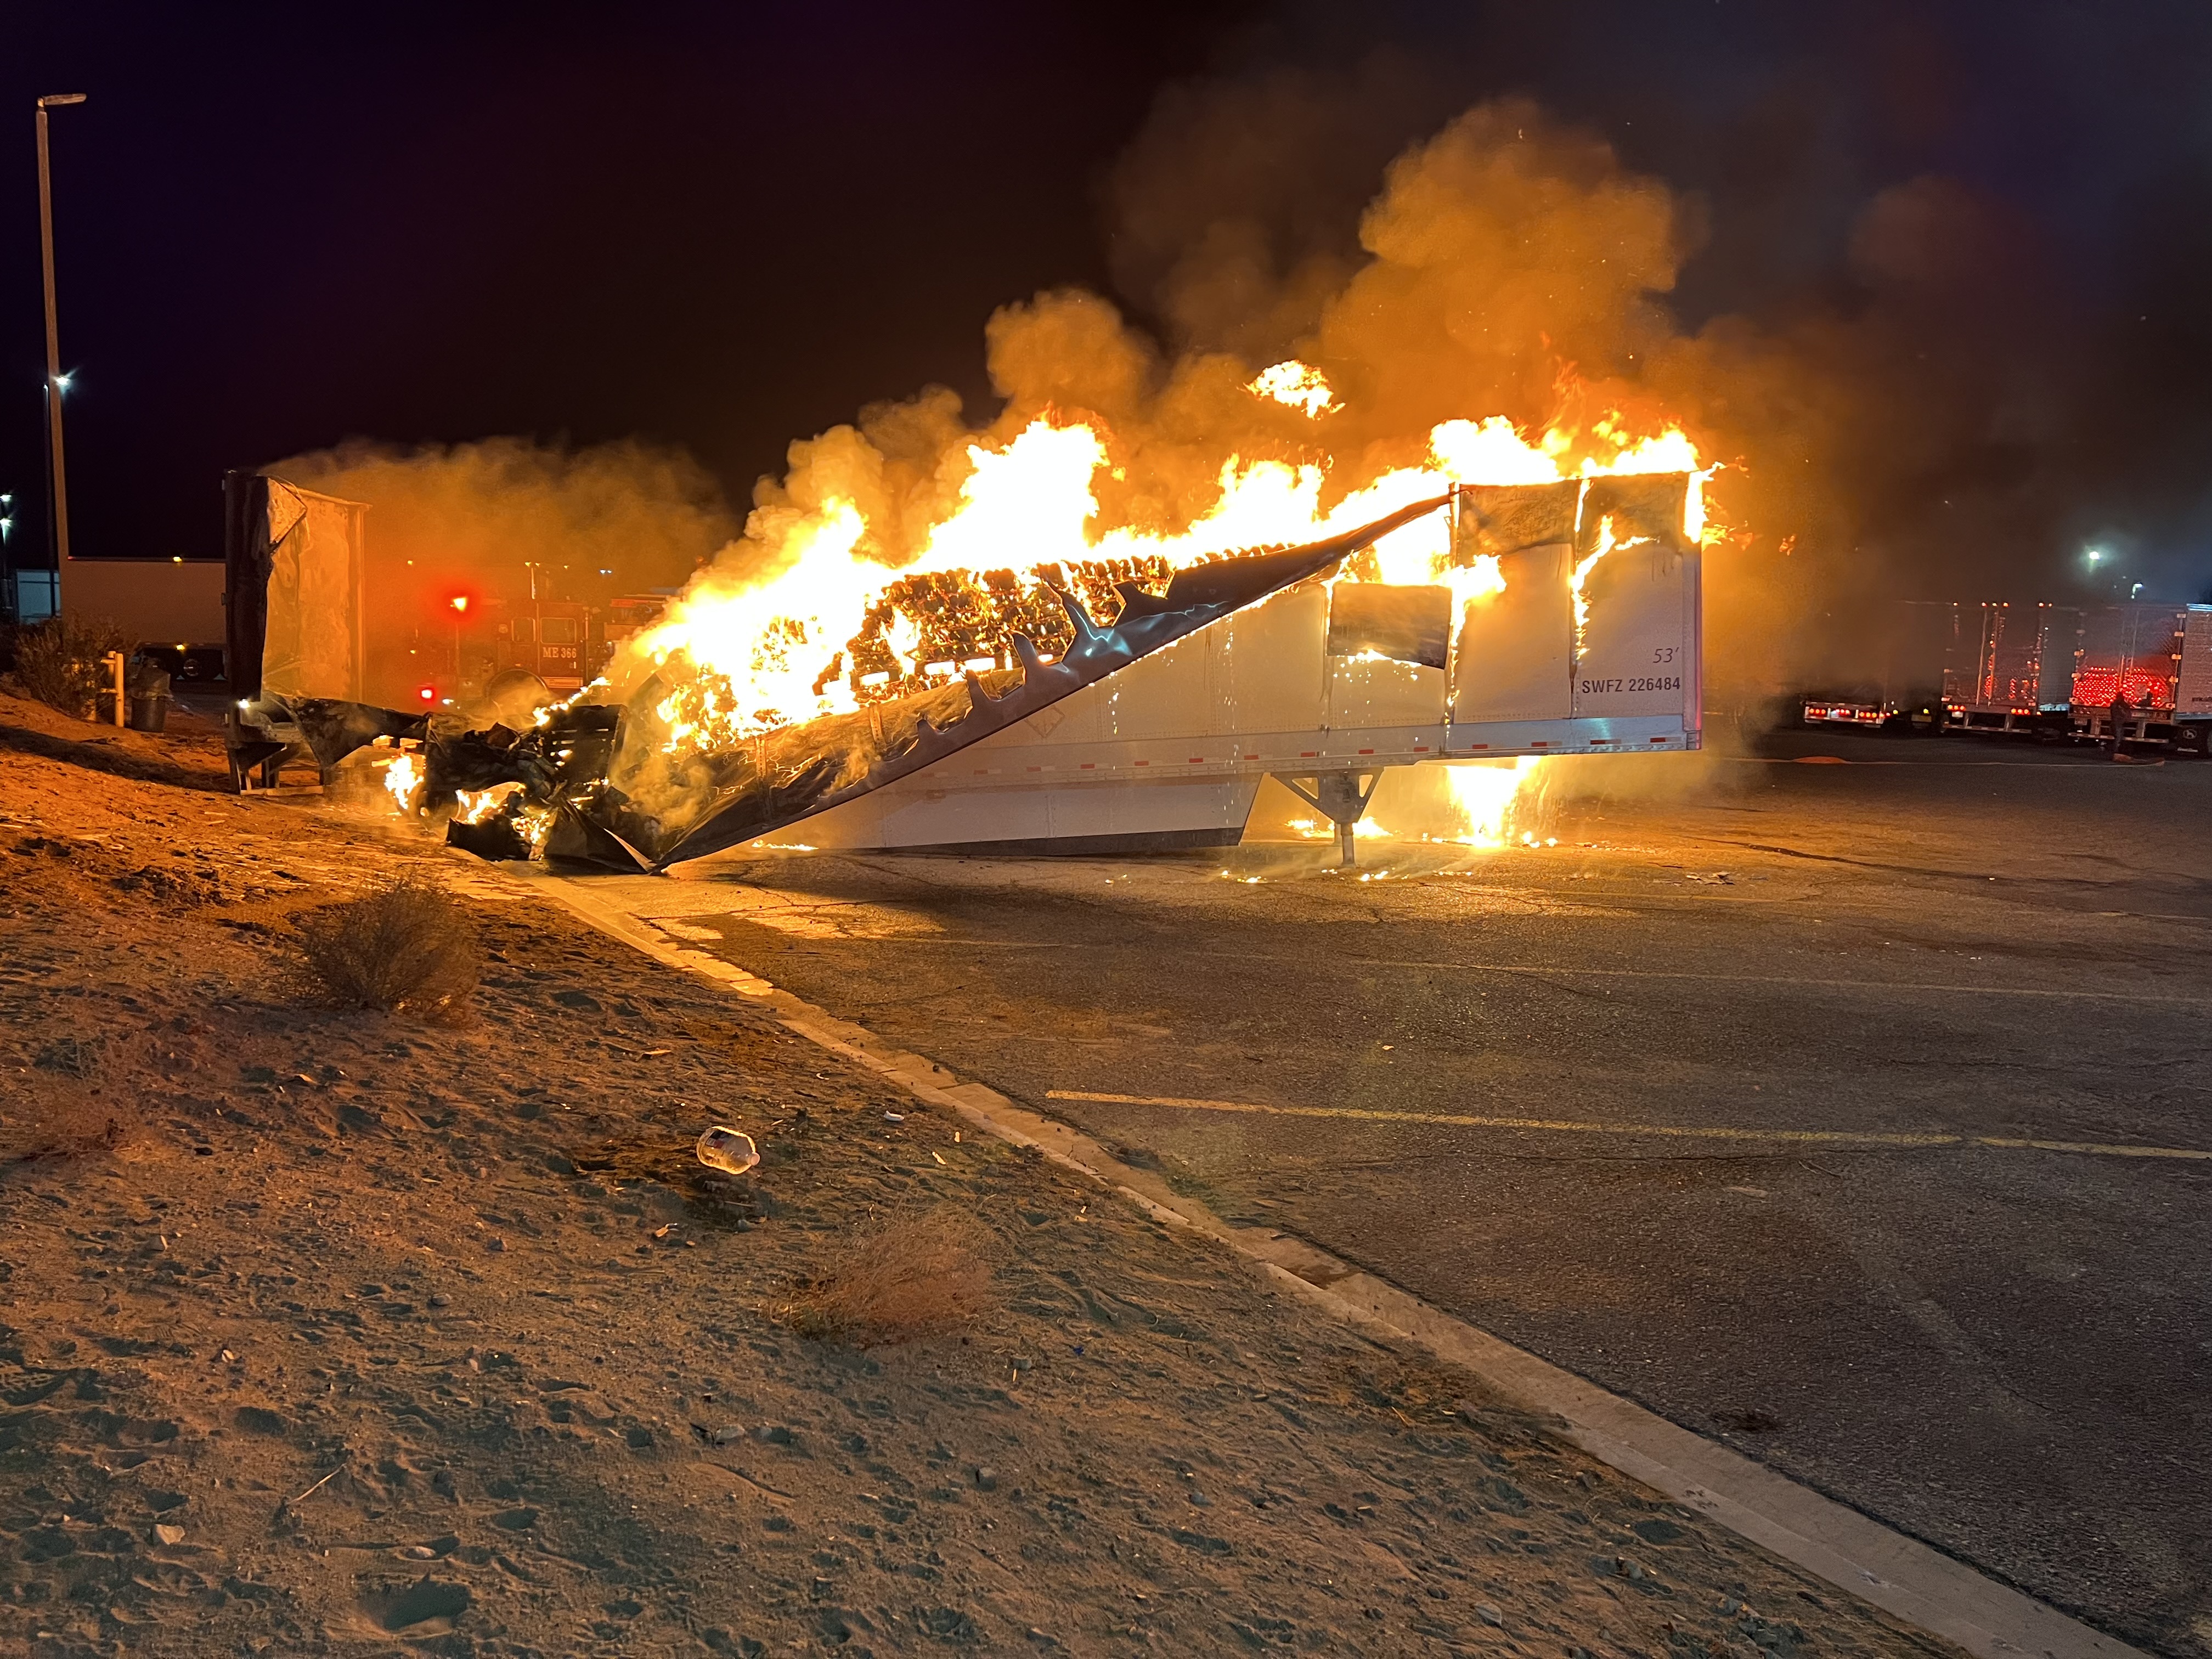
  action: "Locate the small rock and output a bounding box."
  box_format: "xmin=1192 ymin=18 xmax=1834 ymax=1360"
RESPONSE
xmin=1475 ymin=1604 xmax=1503 ymax=1627
xmin=153 ymin=1524 xmax=185 ymax=1546
xmin=403 ymin=1544 xmax=436 ymax=1559
xmin=710 ymin=1425 xmax=746 ymax=1445
xmin=973 ymin=1466 xmax=998 ymax=1491
xmin=484 ymin=1237 xmax=506 ymax=1254
xmin=882 ymin=1111 xmax=905 ymax=1124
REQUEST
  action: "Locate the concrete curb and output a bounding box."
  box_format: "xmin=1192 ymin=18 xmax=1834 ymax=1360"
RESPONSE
xmin=504 ymin=863 xmax=2145 ymax=1659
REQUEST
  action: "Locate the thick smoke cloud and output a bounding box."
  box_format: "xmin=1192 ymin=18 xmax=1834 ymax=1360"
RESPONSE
xmin=1103 ymin=55 xmax=1463 ymax=365
xmin=269 ymin=437 xmax=732 ymax=593
xmin=264 ymin=436 xmax=734 ymax=708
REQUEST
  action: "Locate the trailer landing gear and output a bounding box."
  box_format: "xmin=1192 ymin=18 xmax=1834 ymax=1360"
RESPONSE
xmin=1273 ymin=770 xmax=1385 ymax=868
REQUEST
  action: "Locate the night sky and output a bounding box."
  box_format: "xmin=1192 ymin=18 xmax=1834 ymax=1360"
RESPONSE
xmin=7 ymin=1 xmax=2212 ymax=605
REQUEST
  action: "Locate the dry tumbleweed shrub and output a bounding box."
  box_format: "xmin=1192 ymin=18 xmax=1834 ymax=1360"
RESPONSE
xmin=8 ymin=617 xmax=126 ymax=718
xmin=293 ymin=875 xmax=479 ymax=1018
xmin=785 ymin=1209 xmax=998 ymax=1345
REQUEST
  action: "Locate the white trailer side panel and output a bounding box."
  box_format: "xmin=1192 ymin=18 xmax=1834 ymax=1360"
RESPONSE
xmin=2177 ymin=606 xmax=2212 ymax=721
xmin=1451 ymin=543 xmax=1574 ymax=729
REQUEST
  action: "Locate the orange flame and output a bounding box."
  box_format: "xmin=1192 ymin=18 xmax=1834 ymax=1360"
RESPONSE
xmin=1248 ymin=360 xmax=1340 ymax=418
xmin=382 ymin=751 xmax=421 ymax=812
xmin=616 ymin=374 xmax=1709 ymax=759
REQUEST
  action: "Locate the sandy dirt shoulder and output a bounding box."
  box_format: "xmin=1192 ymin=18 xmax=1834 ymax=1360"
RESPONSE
xmin=0 ymin=690 xmax=1951 ymax=1657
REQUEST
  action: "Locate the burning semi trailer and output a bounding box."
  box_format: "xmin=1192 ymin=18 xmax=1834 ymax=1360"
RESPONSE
xmin=225 ymin=383 xmax=1707 ymax=870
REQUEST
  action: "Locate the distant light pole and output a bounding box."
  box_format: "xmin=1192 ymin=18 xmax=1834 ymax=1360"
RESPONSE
xmin=36 ymin=93 xmax=87 ymax=575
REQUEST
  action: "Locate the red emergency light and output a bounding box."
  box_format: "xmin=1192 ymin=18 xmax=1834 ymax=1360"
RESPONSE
xmin=417 ymin=685 xmax=437 ymax=703
xmin=449 ymin=595 xmax=471 ymax=614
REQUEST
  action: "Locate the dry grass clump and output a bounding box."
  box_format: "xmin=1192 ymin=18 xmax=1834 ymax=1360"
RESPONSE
xmin=294 ymin=874 xmax=479 ymax=1018
xmin=8 ymin=617 xmax=126 ymax=718
xmin=783 ymin=1209 xmax=998 ymax=1345
xmin=1 ymin=1098 xmax=126 ymax=1171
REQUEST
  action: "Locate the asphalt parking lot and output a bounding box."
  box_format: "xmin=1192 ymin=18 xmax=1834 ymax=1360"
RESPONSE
xmin=584 ymin=727 xmax=2212 ymax=1656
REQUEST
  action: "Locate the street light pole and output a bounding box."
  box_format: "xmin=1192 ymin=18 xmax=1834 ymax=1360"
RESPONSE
xmin=36 ymin=93 xmax=87 ymax=579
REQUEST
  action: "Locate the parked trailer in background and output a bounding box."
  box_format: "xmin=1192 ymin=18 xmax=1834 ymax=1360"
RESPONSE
xmin=58 ymin=555 xmax=229 ymax=685
xmin=2070 ymin=603 xmax=2212 ymax=753
xmin=1804 ymin=599 xmax=2211 ymax=754
xmin=1798 ymin=599 xmax=2017 ymax=732
xmin=1943 ymin=601 xmax=2080 ymax=732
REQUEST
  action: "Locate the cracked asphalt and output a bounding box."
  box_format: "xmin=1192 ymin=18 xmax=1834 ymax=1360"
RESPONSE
xmin=575 ymin=726 xmax=2212 ymax=1657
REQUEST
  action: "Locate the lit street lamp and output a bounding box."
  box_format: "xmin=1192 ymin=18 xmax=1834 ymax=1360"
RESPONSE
xmin=36 ymin=92 xmax=87 ymax=577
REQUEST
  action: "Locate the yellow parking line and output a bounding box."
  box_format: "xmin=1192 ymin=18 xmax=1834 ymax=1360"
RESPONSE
xmin=1043 ymin=1090 xmax=2212 ymax=1162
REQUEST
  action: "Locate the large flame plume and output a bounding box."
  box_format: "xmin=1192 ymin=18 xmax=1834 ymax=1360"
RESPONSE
xmin=612 ymin=367 xmax=1707 ymax=792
